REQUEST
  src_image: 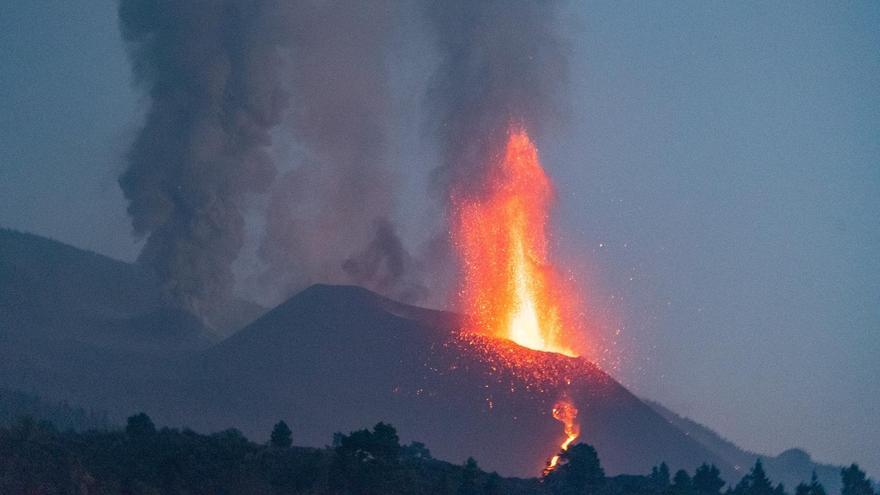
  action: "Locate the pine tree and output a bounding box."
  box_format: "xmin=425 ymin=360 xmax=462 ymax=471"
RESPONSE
xmin=457 ymin=457 xmax=480 ymax=495
xmin=809 ymin=471 xmax=826 ymax=495
xmin=736 ymin=460 xmax=774 ymax=495
xmin=674 ymin=469 xmax=694 ymax=494
xmin=841 ymin=464 xmax=874 ymax=495
xmin=797 ymin=471 xmax=827 ymax=495
xmin=693 ymin=463 xmax=726 ymax=495
xmin=652 ymin=463 xmax=672 ymax=488
xmin=269 ymin=420 xmax=292 ymax=448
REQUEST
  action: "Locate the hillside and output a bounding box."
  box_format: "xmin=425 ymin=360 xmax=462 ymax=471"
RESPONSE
xmin=0 ymin=228 xmax=211 ymax=350
xmin=647 ymin=401 xmax=843 ymax=493
xmin=0 ymin=228 xmax=262 ymax=352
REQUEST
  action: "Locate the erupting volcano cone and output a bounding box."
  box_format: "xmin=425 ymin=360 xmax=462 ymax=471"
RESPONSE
xmin=451 ymin=124 xmax=591 ymax=472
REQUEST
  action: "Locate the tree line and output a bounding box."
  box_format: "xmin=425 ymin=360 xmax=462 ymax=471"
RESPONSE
xmin=0 ymin=413 xmax=874 ymax=495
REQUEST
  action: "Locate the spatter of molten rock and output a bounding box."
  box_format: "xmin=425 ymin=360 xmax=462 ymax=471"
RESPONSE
xmin=450 ymin=124 xmax=587 ymax=475
xmin=451 ymin=125 xmax=580 ymax=358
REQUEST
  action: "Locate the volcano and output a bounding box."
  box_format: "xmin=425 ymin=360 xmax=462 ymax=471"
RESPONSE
xmin=0 ymin=230 xmax=742 ymax=478
xmin=138 ymin=284 xmax=732 ymax=477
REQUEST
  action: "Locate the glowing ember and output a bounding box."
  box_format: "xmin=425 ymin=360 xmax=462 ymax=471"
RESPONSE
xmin=544 ymin=399 xmax=580 ymax=474
xmin=451 ymin=124 xmax=588 ymax=475
xmin=452 ymin=125 xmax=578 ymax=358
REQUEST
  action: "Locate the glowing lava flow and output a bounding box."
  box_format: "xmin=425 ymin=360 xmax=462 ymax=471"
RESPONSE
xmin=452 ymin=125 xmax=578 ymax=357
xmin=545 ymin=400 xmax=580 ymax=474
xmin=451 ymin=124 xmax=584 ymax=475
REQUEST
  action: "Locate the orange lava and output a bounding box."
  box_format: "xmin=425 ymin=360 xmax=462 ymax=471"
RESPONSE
xmin=451 ymin=124 xmax=586 ymax=475
xmin=452 ymin=125 xmax=578 ymax=358
xmin=544 ymin=399 xmax=580 ymax=474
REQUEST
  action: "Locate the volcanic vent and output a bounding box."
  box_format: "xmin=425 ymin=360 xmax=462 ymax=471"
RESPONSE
xmin=449 ymin=124 xmax=592 ymax=471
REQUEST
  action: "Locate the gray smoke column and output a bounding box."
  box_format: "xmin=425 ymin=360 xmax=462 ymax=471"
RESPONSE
xmin=258 ymin=1 xmax=426 ymax=304
xmin=117 ymin=0 xmax=288 ymax=324
xmin=342 ymin=218 xmax=428 ymax=303
xmin=424 ymin=0 xmax=568 ymax=200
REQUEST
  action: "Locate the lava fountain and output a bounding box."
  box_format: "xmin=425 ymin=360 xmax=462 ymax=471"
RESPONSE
xmin=451 ymin=124 xmax=584 ymax=473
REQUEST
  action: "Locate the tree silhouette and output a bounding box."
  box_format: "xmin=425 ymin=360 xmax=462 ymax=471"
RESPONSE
xmin=652 ymin=462 xmax=672 ymax=489
xmin=734 ymin=460 xmax=774 ymax=495
xmin=270 ymin=420 xmax=292 ymax=448
xmin=369 ymin=422 xmax=401 ymax=463
xmin=335 ymin=422 xmax=401 ymax=464
xmin=693 ymin=463 xmax=726 ymax=495
xmin=457 ymin=457 xmax=480 ymax=495
xmin=125 ymin=412 xmax=155 ymax=438
xmin=794 ymin=471 xmax=826 ymax=495
xmin=674 ymin=469 xmax=694 ymax=494
xmin=841 ymin=464 xmax=874 ymax=495
xmin=547 ymin=443 xmax=605 ymax=493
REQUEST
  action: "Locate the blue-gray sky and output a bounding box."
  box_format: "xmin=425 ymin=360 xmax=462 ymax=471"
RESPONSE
xmin=1 ymin=0 xmax=877 ymax=477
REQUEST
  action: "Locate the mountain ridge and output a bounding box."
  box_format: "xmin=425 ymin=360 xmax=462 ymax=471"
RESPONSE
xmin=646 ymin=400 xmax=844 ymax=493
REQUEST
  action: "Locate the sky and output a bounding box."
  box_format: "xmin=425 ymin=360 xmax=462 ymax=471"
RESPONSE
xmin=1 ymin=0 xmax=878 ymax=477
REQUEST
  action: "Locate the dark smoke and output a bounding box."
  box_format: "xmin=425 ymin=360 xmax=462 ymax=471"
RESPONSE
xmin=117 ymin=1 xmax=562 ymax=316
xmin=117 ymin=0 xmax=288 ymax=325
xmin=257 ymin=1 xmax=426 ymax=305
xmin=424 ymin=0 xmax=568 ymax=200
xmin=342 ymin=218 xmax=428 ymax=303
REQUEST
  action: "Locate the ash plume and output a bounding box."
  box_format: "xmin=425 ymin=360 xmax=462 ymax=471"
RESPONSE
xmin=256 ymin=1 xmax=426 ymax=305
xmin=119 ymin=0 xmax=427 ymax=317
xmin=424 ymin=0 xmax=568 ymax=200
xmin=117 ymin=0 xmax=289 ymax=325
xmin=118 ymin=1 xmax=559 ymax=316
xmin=342 ymin=218 xmax=428 ymax=304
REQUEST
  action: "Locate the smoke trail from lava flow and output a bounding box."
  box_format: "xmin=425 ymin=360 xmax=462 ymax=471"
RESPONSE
xmin=117 ymin=0 xmax=289 ymax=325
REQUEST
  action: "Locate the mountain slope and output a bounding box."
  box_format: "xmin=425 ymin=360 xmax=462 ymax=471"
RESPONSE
xmin=0 ymin=228 xmax=262 ymax=351
xmin=127 ymin=284 xmax=733 ymax=478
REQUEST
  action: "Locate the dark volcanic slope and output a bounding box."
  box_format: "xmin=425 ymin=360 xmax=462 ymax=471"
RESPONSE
xmin=146 ymin=284 xmax=734 ymax=478
xmin=0 ymin=228 xmax=207 ymax=349
xmin=0 ymin=229 xmax=262 ymax=351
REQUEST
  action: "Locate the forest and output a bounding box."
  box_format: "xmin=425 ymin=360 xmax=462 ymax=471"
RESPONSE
xmin=1 ymin=411 xmax=875 ymax=495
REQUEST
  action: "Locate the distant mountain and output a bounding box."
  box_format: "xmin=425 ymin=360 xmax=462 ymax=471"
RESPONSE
xmin=0 ymin=228 xmax=261 ymax=351
xmin=647 ymin=400 xmax=843 ymax=493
